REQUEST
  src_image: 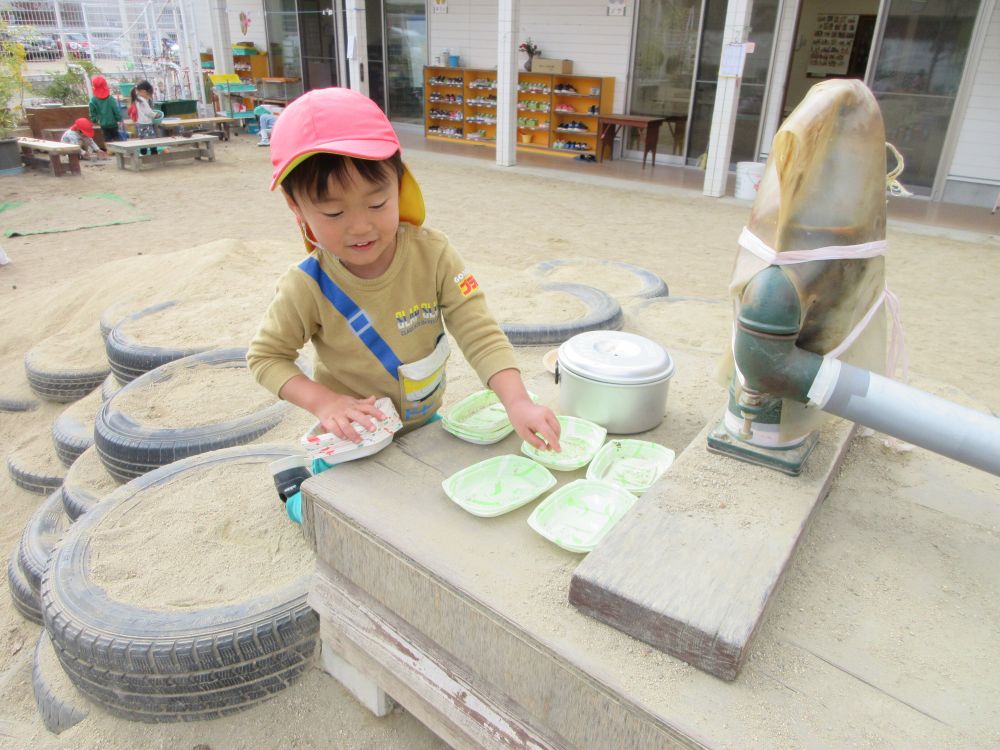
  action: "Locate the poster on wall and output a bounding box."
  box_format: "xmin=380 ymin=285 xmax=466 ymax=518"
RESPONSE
xmin=433 ymin=0 xmax=448 ymax=14
xmin=807 ymin=14 xmax=859 ymax=77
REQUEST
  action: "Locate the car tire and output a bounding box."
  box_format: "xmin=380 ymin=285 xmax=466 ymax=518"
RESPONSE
xmin=32 ymin=631 xmax=90 ymax=735
xmin=8 ymin=550 xmax=42 ymax=624
xmin=105 ymin=301 xmax=211 ymax=384
xmin=23 ymin=350 xmax=107 ymax=404
xmin=41 ymin=445 xmax=319 ymax=722
xmin=533 ymin=259 xmax=669 ymax=299
xmin=18 ymin=490 xmax=69 ymax=593
xmin=502 ymin=282 xmax=624 ymax=346
xmin=94 ymin=348 xmax=289 ymax=482
xmin=52 ymin=408 xmax=94 ymax=468
xmin=61 ymin=447 xmax=120 ymax=522
xmin=99 ymin=372 xmax=121 ymax=402
xmin=6 ymin=450 xmax=65 ymax=495
xmin=0 ymin=395 xmax=40 ymax=413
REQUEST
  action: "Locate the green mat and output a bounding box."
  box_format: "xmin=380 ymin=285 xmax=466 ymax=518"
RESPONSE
xmin=0 ymin=193 xmax=152 ymax=237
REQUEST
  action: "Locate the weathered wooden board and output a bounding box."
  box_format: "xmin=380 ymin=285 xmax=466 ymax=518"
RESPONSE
xmin=311 ymin=563 xmax=570 ymax=750
xmin=569 ymin=418 xmax=856 ymax=680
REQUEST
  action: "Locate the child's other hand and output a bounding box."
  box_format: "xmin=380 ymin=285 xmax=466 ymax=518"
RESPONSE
xmin=316 ymin=394 xmax=386 ymax=444
xmin=507 ymin=399 xmax=561 ymax=452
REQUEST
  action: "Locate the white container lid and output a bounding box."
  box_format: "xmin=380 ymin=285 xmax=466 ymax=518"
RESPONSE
xmin=558 ymin=331 xmax=674 ymax=386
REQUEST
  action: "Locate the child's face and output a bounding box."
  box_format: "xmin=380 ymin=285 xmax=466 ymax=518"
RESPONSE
xmin=284 ymin=162 xmax=401 ymax=279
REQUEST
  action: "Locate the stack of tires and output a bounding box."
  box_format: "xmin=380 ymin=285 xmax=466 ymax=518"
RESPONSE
xmin=4 ymin=301 xmax=318 ymax=731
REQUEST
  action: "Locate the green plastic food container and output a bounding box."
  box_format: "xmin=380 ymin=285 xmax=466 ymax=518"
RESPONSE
xmin=442 ymin=455 xmax=556 ymax=517
xmin=521 ymin=415 xmax=606 ymax=471
xmin=527 ymin=479 xmax=638 ymax=553
xmin=586 ymin=439 xmax=675 ymax=495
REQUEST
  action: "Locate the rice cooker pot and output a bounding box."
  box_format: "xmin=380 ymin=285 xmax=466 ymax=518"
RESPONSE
xmin=556 ymin=331 xmax=674 ymax=434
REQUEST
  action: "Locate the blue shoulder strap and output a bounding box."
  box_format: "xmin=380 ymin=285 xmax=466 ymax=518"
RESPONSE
xmin=298 ymin=256 xmax=402 ymax=380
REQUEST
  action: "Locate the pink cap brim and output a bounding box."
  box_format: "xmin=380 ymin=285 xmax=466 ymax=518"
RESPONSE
xmin=269 ymin=138 xmax=399 ymax=191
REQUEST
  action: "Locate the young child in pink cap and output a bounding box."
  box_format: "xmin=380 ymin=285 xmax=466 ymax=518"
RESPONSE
xmin=248 ymin=87 xmax=560 ymax=471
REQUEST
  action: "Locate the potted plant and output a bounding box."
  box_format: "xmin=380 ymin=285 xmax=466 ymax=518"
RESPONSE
xmin=519 ymin=39 xmax=540 ymax=72
xmin=0 ymin=19 xmax=28 ymax=172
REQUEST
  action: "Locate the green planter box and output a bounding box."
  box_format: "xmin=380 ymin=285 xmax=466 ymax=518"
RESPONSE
xmin=153 ymin=99 xmax=198 ymax=117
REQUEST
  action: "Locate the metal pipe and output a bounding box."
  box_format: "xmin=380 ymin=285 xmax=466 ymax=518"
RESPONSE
xmin=808 ymin=359 xmax=1000 ymax=477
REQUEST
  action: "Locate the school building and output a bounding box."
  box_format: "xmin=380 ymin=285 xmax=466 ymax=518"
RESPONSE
xmin=206 ymin=0 xmax=999 ymax=208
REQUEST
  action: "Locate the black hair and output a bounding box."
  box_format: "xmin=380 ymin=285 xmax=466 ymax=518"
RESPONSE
xmin=281 ymin=151 xmax=404 ymax=202
xmin=130 ymin=80 xmax=153 ymax=103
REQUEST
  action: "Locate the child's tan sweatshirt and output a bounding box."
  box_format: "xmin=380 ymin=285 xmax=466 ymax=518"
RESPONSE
xmin=247 ymin=223 xmax=518 ymax=430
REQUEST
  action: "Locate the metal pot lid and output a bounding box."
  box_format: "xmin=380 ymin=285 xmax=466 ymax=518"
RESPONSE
xmin=558 ymin=331 xmax=674 ymax=385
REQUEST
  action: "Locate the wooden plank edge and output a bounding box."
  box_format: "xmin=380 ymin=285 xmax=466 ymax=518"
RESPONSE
xmin=569 ymin=422 xmax=858 ymax=682
xmin=309 ymin=563 xmax=572 ymax=750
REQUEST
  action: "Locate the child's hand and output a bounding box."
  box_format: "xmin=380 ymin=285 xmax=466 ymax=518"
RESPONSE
xmin=315 ymin=393 xmax=387 ymax=444
xmin=507 ymin=399 xmax=561 ymax=452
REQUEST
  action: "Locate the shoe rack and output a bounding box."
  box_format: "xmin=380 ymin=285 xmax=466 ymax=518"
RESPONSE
xmin=423 ymin=66 xmax=614 ymax=157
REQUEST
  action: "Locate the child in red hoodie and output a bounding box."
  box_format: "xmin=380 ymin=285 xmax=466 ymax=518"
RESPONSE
xmin=88 ymin=75 xmax=123 ymax=142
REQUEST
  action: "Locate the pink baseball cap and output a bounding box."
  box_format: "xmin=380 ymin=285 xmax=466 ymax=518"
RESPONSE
xmin=269 ymin=87 xmax=425 ymax=226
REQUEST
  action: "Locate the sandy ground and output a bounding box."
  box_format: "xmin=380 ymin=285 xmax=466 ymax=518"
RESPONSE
xmin=1 ymin=135 xmax=999 ymax=748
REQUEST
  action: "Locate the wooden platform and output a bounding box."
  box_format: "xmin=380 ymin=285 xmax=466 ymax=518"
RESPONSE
xmin=106 ymin=134 xmax=216 ymax=172
xmin=18 ymin=138 xmax=81 ymax=176
xmin=300 ymin=415 xmax=986 ymax=748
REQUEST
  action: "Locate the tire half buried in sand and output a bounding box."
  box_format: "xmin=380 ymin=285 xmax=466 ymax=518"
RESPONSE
xmin=94 ymin=348 xmax=289 ymax=482
xmin=41 ymin=445 xmax=318 ymax=723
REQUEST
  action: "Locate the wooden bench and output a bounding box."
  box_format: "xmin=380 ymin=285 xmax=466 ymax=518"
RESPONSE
xmin=158 ymin=116 xmax=236 ymax=141
xmin=106 ymin=134 xmax=217 ymax=172
xmin=17 ymin=138 xmax=82 ymax=176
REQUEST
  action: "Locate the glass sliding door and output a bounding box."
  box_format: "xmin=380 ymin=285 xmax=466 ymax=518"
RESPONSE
xmin=869 ymin=0 xmax=977 ymax=194
xmin=686 ymin=0 xmax=779 ymax=165
xmin=263 ymin=0 xmax=303 ymax=80
xmin=366 ymin=0 xmax=426 ymax=122
xmin=627 ymin=0 xmax=701 ymax=160
xmin=297 ymin=0 xmax=340 ymax=90
xmin=384 ymin=0 xmax=426 ymax=121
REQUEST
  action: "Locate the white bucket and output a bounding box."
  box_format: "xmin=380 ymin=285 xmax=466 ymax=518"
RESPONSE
xmin=735 ymin=161 xmax=766 ymax=201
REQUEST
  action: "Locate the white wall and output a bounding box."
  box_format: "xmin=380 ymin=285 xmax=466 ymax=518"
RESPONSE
xmin=192 ymin=0 xmax=268 ymax=55
xmin=948 ymin=1 xmax=1000 ymax=188
xmin=429 ymin=0 xmax=636 ymax=111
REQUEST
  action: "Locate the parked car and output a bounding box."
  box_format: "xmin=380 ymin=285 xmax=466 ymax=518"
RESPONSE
xmin=53 ymin=32 xmax=91 ymax=59
xmin=21 ymin=36 xmax=59 ymax=60
xmin=3 ymin=27 xmax=59 ymax=60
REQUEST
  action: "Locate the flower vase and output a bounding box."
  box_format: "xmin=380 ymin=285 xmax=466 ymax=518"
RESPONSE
xmin=524 ymin=55 xmax=533 ymax=72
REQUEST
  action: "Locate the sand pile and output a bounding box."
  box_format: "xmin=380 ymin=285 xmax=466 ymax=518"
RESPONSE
xmin=64 ymin=446 xmax=119 ymax=499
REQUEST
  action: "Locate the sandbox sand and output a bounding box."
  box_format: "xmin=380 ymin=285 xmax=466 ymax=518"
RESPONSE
xmin=0 ymin=136 xmax=998 ymax=748
xmin=89 ymin=461 xmax=314 ymax=610
xmin=115 ymin=364 xmax=277 ymax=428
xmin=63 ymin=446 xmax=119 ymax=498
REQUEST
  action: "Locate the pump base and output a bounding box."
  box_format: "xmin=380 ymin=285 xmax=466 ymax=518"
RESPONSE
xmin=706 ymin=421 xmax=819 ymax=476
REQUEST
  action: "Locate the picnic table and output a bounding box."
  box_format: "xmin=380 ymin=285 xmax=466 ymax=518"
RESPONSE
xmin=158 ymin=116 xmax=236 ymax=141
xmin=106 ymin=134 xmax=217 ymax=172
xmin=17 ymin=138 xmax=82 ymax=177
